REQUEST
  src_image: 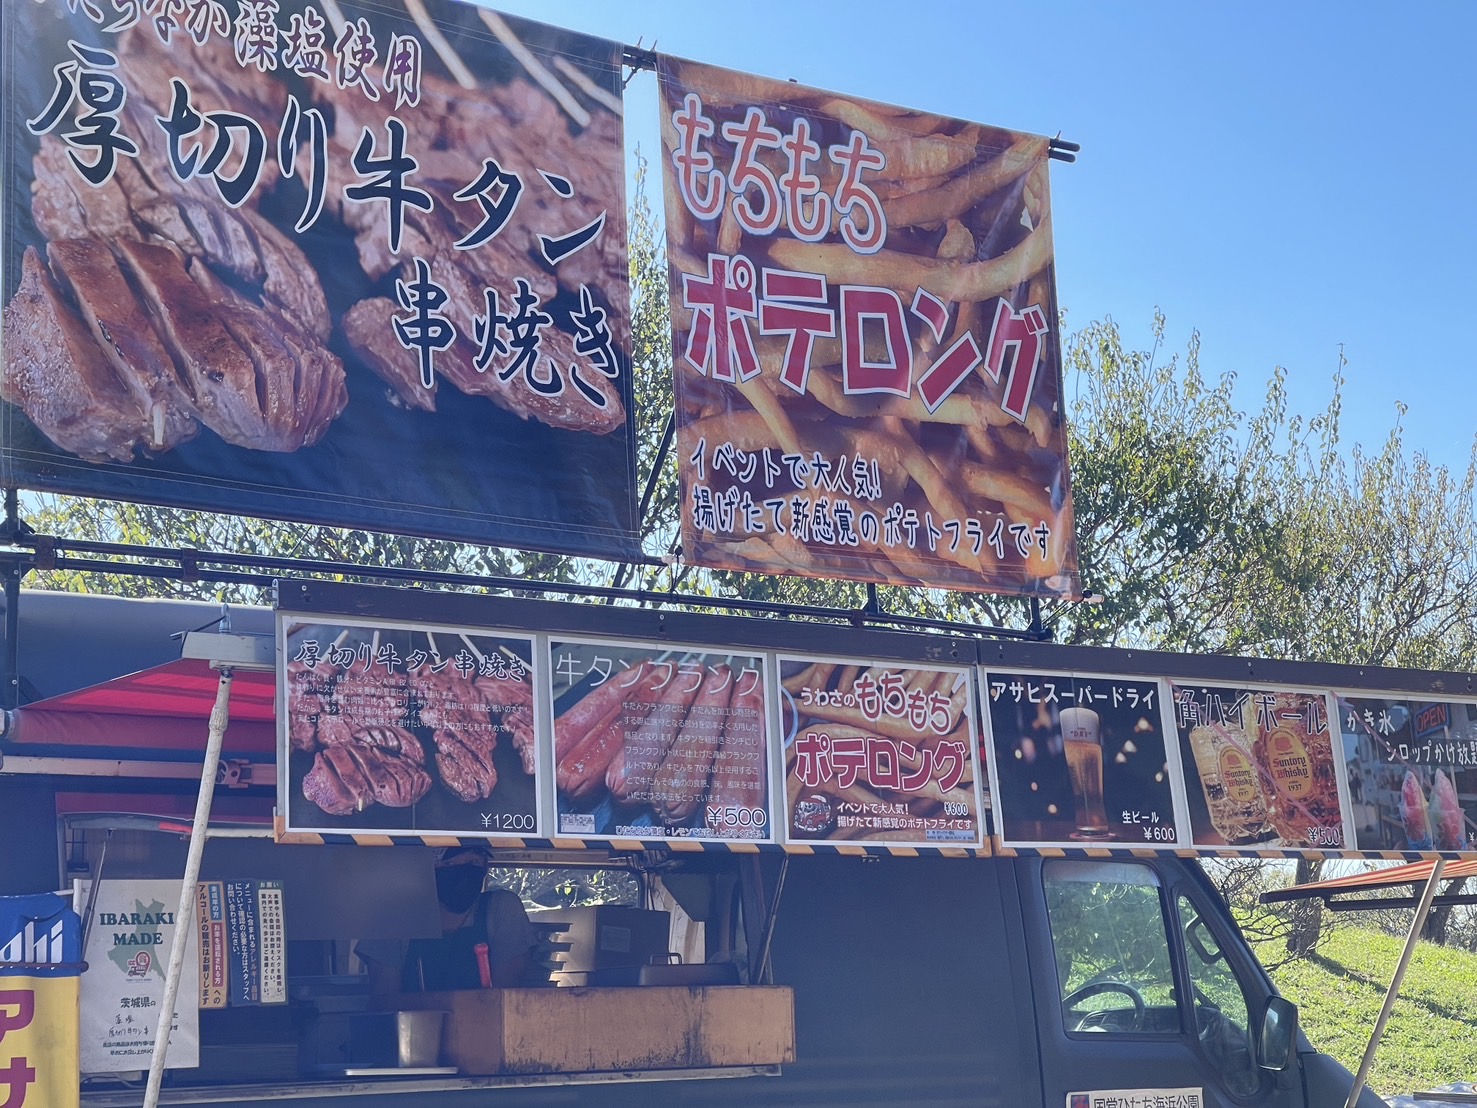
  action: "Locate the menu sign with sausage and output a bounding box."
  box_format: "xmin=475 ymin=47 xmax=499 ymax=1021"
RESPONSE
xmin=983 ymin=670 xmax=1181 ymax=850
xmin=2 ymin=1 xmax=638 ymax=559
xmin=279 ymin=616 xmax=540 ymax=839
xmin=659 ymin=57 xmax=1078 ymax=597
xmin=550 ymin=639 xmax=774 ymax=843
xmin=1338 ymin=694 xmax=1477 ymax=855
xmin=1169 ymin=683 xmax=1349 ymax=851
xmin=778 ymin=655 xmax=983 ymax=847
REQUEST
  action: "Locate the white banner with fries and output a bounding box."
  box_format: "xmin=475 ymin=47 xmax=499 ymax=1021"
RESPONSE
xmin=779 ymin=654 xmax=985 ymax=849
xmin=659 ymin=57 xmax=1080 ymax=597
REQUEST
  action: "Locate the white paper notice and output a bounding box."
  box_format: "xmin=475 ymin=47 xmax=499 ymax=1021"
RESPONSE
xmin=78 ymin=880 xmax=199 ymax=1073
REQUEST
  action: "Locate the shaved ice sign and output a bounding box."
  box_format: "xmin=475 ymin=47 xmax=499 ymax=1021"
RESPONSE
xmin=1339 ymin=694 xmax=1476 ymax=855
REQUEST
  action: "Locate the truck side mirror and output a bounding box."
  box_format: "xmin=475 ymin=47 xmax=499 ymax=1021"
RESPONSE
xmin=1258 ymin=995 xmax=1298 ymax=1072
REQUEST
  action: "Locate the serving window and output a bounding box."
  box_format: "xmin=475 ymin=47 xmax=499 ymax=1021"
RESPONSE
xmin=62 ymin=821 xmax=792 ymax=1103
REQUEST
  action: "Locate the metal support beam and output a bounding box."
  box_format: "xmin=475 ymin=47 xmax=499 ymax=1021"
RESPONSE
xmin=3 ymin=490 xmax=25 ymax=711
xmin=143 ymin=666 xmax=234 ymax=1108
xmin=1342 ymin=857 xmax=1445 ymax=1108
xmin=0 ymin=539 xmax=1054 ymax=641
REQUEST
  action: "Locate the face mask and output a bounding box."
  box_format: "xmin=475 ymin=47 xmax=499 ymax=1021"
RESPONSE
xmin=435 ymin=865 xmax=484 ymax=913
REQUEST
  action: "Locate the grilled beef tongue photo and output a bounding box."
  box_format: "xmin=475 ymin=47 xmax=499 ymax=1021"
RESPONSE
xmin=1 ymin=247 xmax=160 ymax=463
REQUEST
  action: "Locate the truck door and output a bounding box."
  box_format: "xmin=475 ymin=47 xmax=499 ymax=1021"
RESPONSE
xmin=1020 ymin=858 xmax=1305 ymax=1108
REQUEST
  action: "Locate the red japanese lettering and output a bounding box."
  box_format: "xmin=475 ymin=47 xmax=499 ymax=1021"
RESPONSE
xmin=681 ymin=254 xmax=760 ymax=382
xmin=841 ymin=286 xmax=911 ymax=397
xmin=832 ymin=735 xmax=866 ymax=788
xmin=0 ymin=1056 xmax=36 ymax=1108
xmin=917 ymin=331 xmax=984 ymax=412
xmin=933 ymin=740 xmax=968 ymax=792
xmin=828 ymin=130 xmax=887 ymax=254
xmin=982 ymin=297 xmax=1050 ymax=421
xmin=793 ymin=731 xmax=834 ymax=788
xmin=759 ymin=268 xmax=835 ymax=394
xmin=910 ymin=287 xmax=950 ymax=343
xmin=721 ymin=106 xmax=783 ymax=235
xmin=899 ymin=743 xmax=935 ymax=791
xmin=867 ymin=736 xmax=902 ymax=790
xmin=0 ymin=992 xmax=35 ymax=1041
xmin=780 ymin=117 xmax=830 ymax=241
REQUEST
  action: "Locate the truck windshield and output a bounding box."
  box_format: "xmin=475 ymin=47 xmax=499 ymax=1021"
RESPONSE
xmin=1043 ymin=860 xmax=1180 ymax=1035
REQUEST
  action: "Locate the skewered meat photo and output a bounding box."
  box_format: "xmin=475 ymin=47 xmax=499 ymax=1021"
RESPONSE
xmin=549 ymin=641 xmax=774 ymax=842
xmin=282 ymin=620 xmax=539 ymax=835
xmin=3 ymin=0 xmax=639 ymax=561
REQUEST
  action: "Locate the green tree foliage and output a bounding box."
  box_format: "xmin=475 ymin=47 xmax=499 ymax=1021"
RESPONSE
xmin=1048 ymin=319 xmax=1477 ymax=670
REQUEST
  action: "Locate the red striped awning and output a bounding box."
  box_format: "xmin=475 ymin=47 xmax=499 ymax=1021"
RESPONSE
xmin=9 ymin=658 xmax=277 ymax=754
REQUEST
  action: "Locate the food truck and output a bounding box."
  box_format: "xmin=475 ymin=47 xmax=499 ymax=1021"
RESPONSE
xmin=7 ymin=582 xmax=1459 ymax=1107
xmin=1 ymin=1 xmax=1466 ymax=1104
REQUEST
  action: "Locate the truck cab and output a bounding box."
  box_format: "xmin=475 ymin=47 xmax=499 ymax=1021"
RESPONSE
xmin=752 ymin=850 xmax=1381 ymax=1108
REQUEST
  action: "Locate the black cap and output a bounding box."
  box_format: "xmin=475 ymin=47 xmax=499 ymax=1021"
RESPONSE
xmin=435 ymin=843 xmax=494 ymax=867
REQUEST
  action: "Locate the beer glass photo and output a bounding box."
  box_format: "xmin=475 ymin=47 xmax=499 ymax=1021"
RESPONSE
xmin=1060 ymin=706 xmax=1112 ymax=840
xmin=985 ymin=672 xmax=1178 ymax=848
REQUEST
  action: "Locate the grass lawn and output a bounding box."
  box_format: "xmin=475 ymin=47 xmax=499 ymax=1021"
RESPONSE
xmin=1261 ymin=926 xmax=1477 ymax=1098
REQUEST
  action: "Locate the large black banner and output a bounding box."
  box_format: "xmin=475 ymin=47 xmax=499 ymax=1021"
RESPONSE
xmin=2 ymin=1 xmax=638 ymax=558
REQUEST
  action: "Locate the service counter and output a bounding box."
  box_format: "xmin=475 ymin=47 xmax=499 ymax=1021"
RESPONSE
xmin=390 ymin=985 xmax=794 ymax=1075
xmin=77 ymin=984 xmax=794 ymax=1104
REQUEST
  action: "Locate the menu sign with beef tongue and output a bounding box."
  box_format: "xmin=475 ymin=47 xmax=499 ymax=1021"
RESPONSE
xmin=549 ymin=639 xmax=775 ymax=844
xmin=2 ymin=1 xmax=637 ymax=559
xmin=278 ymin=614 xmax=541 ymax=839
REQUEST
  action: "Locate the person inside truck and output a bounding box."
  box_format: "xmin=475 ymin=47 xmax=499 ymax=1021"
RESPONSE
xmin=358 ymin=844 xmax=537 ymax=992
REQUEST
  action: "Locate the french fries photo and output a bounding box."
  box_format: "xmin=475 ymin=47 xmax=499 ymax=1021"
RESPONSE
xmin=659 ymin=58 xmax=1080 ymax=598
xmin=780 ymin=656 xmax=982 ymax=846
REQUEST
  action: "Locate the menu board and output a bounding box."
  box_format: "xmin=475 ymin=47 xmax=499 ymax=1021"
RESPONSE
xmin=983 ymin=671 xmax=1180 ymax=849
xmin=1169 ymin=683 xmax=1348 ymax=851
xmin=279 ymin=615 xmax=539 ymax=838
xmin=550 ymin=639 xmax=773 ymax=843
xmin=1339 ymin=695 xmax=1477 ymax=854
xmin=778 ymin=655 xmax=983 ymax=848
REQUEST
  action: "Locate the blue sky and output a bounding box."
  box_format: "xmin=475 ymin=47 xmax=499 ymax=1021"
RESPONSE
xmin=490 ymin=0 xmax=1477 ymax=473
